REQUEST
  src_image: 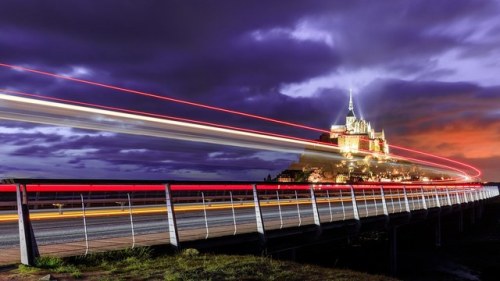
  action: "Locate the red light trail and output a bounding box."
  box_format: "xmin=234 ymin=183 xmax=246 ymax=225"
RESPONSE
xmin=0 ymin=89 xmax=473 ymax=182
xmin=0 ymin=63 xmax=481 ymax=180
xmin=0 ymin=89 xmax=340 ymax=148
xmin=0 ymin=63 xmax=328 ymax=134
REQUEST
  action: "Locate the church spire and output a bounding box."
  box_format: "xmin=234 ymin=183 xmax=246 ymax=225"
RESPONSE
xmin=346 ymin=88 xmax=356 ymax=118
xmin=348 ymin=88 xmax=354 ymax=111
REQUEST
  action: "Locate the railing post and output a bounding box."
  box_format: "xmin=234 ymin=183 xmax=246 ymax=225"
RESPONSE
xmin=201 ymin=192 xmax=209 ymax=239
xmin=127 ymin=193 xmax=136 ymax=248
xmin=295 ymin=190 xmax=302 ymax=227
xmin=402 ymin=186 xmax=410 ymax=213
xmin=363 ymin=189 xmax=370 ymax=217
xmin=397 ymin=189 xmax=403 ymax=212
xmin=455 ymin=190 xmax=461 ymax=205
xmin=445 ymin=187 xmax=452 ymax=206
xmin=416 ymin=189 xmax=422 ymax=209
xmin=16 ymin=184 xmax=39 ymax=266
xmin=411 ymin=189 xmax=416 ymax=210
xmin=434 ymin=188 xmax=441 ymax=208
xmin=230 ymin=191 xmax=237 ymax=235
xmin=350 ymin=186 xmax=360 ymax=221
xmin=372 ymin=189 xmax=378 ymax=216
xmin=420 ymin=187 xmax=428 ymax=210
xmin=340 ymin=189 xmax=346 ymax=220
xmin=389 ymin=188 xmax=395 ymax=213
xmin=252 ymin=184 xmax=266 ymax=243
xmin=165 ymin=184 xmax=180 ymax=249
xmin=310 ymin=185 xmax=321 ymax=226
xmin=276 ymin=190 xmax=283 ymax=229
xmin=326 ymin=190 xmax=333 ymax=222
xmin=380 ymin=186 xmax=389 ymax=217
xmin=80 ymin=194 xmax=89 ymax=255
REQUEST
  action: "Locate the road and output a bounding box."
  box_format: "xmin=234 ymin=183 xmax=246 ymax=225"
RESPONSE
xmin=0 ymin=191 xmax=445 ymax=265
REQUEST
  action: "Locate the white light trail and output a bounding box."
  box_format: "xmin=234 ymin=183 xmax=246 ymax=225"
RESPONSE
xmin=0 ymin=93 xmax=465 ymax=180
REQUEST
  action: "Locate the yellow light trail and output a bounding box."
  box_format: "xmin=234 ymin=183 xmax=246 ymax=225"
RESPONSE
xmin=0 ymin=193 xmax=427 ymax=223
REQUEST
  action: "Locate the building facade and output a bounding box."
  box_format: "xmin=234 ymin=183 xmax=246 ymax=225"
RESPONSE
xmin=320 ymin=90 xmax=389 ymax=156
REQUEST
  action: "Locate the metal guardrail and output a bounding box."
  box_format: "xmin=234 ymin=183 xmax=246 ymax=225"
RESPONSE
xmin=0 ymin=182 xmax=498 ymax=265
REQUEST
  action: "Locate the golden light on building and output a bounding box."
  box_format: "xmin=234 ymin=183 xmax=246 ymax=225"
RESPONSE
xmin=320 ymin=89 xmax=389 ymax=157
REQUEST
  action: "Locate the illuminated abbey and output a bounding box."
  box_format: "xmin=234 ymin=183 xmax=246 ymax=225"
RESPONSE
xmin=319 ymin=90 xmax=389 ymax=155
xmin=275 ymin=91 xmax=451 ymax=183
xmin=277 ymin=91 xmax=397 ymax=183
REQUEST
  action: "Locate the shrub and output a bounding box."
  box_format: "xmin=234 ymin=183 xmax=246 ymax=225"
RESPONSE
xmin=35 ymin=256 xmax=63 ymax=269
xmin=181 ymin=248 xmax=199 ymax=257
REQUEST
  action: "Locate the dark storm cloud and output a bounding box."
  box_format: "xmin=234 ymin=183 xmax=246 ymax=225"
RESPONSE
xmin=0 ymin=0 xmax=499 ymax=180
xmin=0 ymin=1 xmax=339 ymax=93
xmin=360 ymin=79 xmax=497 ymax=132
xmin=0 ymin=123 xmax=294 ymax=179
xmin=0 ymin=0 xmax=342 ymax=137
xmin=319 ymin=0 xmax=498 ymax=71
xmin=356 ymin=79 xmax=500 ymax=166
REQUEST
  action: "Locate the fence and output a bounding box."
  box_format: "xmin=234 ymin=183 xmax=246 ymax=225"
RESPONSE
xmin=0 ymin=182 xmax=498 ymax=265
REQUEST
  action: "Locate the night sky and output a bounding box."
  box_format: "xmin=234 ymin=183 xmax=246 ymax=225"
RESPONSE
xmin=0 ymin=1 xmax=499 ymax=181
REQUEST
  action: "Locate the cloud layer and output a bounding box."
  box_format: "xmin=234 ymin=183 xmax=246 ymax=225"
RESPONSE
xmin=0 ymin=0 xmax=499 ymax=181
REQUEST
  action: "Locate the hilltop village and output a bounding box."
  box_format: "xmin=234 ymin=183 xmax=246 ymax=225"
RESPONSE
xmin=276 ymin=91 xmax=445 ymax=183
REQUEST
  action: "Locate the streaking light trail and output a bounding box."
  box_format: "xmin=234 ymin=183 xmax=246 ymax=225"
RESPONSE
xmin=0 ymin=91 xmax=471 ymax=181
xmin=0 ymin=63 xmax=327 ymax=134
xmin=0 ymin=62 xmax=480 ymax=180
xmin=0 ymin=89 xmax=469 ymax=178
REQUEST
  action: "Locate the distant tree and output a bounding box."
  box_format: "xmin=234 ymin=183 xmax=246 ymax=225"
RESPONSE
xmin=265 ymin=174 xmax=272 ymax=182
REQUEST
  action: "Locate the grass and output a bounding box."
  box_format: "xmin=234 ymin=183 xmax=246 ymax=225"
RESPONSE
xmin=2 ymin=247 xmax=398 ymax=281
xmin=35 ymin=256 xmax=64 ymax=269
xmin=14 ymin=255 xmax=82 ymax=279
